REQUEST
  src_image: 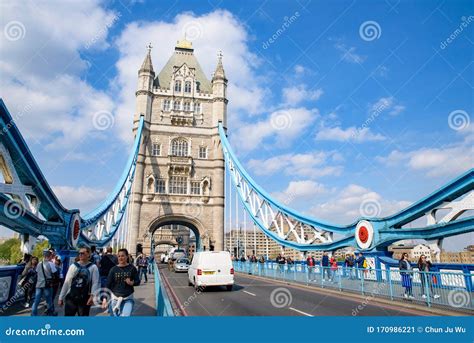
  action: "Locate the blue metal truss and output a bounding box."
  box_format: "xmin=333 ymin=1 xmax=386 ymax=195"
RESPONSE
xmin=219 ymin=123 xmax=474 ymax=252
xmin=0 ymin=99 xmax=144 ymax=249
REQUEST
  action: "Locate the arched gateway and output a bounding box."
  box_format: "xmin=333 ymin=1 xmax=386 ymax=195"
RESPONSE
xmin=127 ymin=39 xmax=228 ymax=256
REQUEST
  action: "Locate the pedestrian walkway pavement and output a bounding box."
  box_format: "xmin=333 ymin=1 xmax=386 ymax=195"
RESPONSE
xmin=1 ymin=275 xmax=156 ymax=317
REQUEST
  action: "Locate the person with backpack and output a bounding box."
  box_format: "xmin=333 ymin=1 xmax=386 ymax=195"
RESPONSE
xmin=90 ymin=246 xmax=101 ymax=266
xmin=306 ymin=254 xmax=316 ymax=281
xmin=99 ymin=247 xmax=118 ymax=287
xmin=58 ymin=246 xmax=100 ymax=316
xmin=102 ymin=248 xmax=139 ymax=317
xmin=31 ymin=250 xmax=57 ymax=316
xmin=355 ymin=253 xmax=366 ymax=280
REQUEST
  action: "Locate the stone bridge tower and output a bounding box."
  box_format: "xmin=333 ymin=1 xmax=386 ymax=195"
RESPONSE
xmin=128 ymin=40 xmax=227 ymax=255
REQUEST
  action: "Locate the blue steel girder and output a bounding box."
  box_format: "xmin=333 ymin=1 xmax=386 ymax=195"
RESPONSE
xmin=0 ymin=99 xmax=144 ymax=249
xmin=218 ymin=123 xmax=474 ymax=252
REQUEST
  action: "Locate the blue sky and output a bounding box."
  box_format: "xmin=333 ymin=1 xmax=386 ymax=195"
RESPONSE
xmin=1 ymin=0 xmax=473 ymax=250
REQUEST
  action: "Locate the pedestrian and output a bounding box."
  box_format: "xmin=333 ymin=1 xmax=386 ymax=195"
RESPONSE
xmin=399 ymin=252 xmax=414 ymax=299
xmin=90 ymin=246 xmax=101 ymax=266
xmin=355 ymin=253 xmax=366 ymax=280
xmin=58 ymin=246 xmax=100 ymax=316
xmin=330 ymin=255 xmax=338 ymax=282
xmin=136 ymin=253 xmax=148 ymax=283
xmin=147 ymin=254 xmax=154 ymax=275
xmin=99 ymin=247 xmax=118 ymax=288
xmin=31 ymin=250 xmax=57 ymax=316
xmin=276 ymin=254 xmax=286 ymax=274
xmin=19 ymin=256 xmax=38 ymax=308
xmin=51 ymin=256 xmax=63 ymax=301
xmin=321 ymin=252 xmax=330 ymax=281
xmin=306 ymin=254 xmax=315 ymax=281
xmin=344 ymin=253 xmax=355 ymax=279
xmin=102 ymin=248 xmax=139 ymax=316
xmin=417 ymin=255 xmax=440 ymax=299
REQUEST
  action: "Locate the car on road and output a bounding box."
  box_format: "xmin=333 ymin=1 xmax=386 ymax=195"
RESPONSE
xmin=188 ymin=251 xmax=234 ymax=291
xmin=174 ymin=258 xmax=190 ymax=273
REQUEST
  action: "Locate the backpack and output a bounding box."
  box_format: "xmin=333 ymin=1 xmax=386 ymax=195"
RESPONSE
xmin=69 ymin=262 xmax=93 ymax=302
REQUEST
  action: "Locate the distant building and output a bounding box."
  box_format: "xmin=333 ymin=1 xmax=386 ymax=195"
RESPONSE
xmin=440 ymin=246 xmax=474 ymax=264
xmin=389 ymin=243 xmax=432 ymax=262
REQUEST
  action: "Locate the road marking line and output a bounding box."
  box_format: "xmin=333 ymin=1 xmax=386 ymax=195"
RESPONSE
xmin=243 ymin=290 xmax=256 ymax=296
xmin=289 ymin=307 xmax=313 ymax=317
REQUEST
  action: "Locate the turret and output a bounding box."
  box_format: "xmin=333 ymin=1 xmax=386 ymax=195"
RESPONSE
xmin=211 ymin=51 xmax=228 ymax=128
xmin=135 ymin=43 xmax=155 ymax=126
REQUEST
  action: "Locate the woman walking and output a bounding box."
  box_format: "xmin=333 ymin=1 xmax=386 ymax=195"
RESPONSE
xmin=399 ymin=253 xmax=414 ymax=299
xmin=102 ymin=248 xmax=139 ymax=316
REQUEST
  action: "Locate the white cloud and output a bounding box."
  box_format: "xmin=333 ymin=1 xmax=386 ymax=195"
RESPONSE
xmin=368 ymin=96 xmax=405 ymax=116
xmin=310 ymin=184 xmax=410 ymax=225
xmin=53 ymin=185 xmax=108 ymax=213
xmin=377 ymin=128 xmax=473 ymax=177
xmin=294 ymin=65 xmax=305 ymax=74
xmin=231 ymin=107 xmax=318 ymax=152
xmin=247 ymin=151 xmax=343 ymax=178
xmin=334 ymin=42 xmax=366 ymax=64
xmin=315 ymin=126 xmax=386 ymax=143
xmin=282 ymin=85 xmax=323 ymax=106
xmin=0 ymin=1 xmax=119 ymax=148
xmin=272 ymin=180 xmax=327 ymax=205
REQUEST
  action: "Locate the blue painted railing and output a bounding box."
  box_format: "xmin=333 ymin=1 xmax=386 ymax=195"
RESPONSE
xmin=152 ymin=263 xmax=175 ymax=316
xmin=234 ymin=261 xmax=474 ymax=312
xmin=0 ymin=265 xmax=24 ymax=311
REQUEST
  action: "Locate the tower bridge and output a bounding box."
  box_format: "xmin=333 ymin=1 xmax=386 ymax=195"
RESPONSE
xmin=0 ymin=40 xmax=473 ymax=316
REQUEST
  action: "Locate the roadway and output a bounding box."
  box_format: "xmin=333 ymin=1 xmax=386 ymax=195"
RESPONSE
xmin=159 ymin=264 xmax=430 ymax=316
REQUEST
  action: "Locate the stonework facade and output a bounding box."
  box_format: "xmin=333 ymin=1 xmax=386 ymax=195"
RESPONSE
xmin=128 ymin=40 xmax=227 ymax=255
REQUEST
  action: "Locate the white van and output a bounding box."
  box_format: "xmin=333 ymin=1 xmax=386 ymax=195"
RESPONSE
xmin=188 ymin=251 xmax=234 ymax=291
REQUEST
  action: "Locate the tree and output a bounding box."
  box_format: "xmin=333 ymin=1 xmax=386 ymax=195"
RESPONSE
xmin=32 ymin=240 xmax=50 ymax=259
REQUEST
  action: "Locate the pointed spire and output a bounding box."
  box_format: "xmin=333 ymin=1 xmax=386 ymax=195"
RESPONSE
xmin=212 ymin=50 xmax=226 ymax=81
xmin=139 ymin=43 xmax=154 ymax=74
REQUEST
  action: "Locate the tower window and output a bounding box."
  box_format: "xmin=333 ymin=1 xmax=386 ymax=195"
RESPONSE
xmin=173 ymin=100 xmax=181 ymax=111
xmin=191 ymin=181 xmax=201 ymax=195
xmin=163 ymin=100 xmax=170 ymax=111
xmin=169 ymin=176 xmax=187 ymax=194
xmin=184 ymin=81 xmax=192 ymax=93
xmin=155 ymin=179 xmax=166 ymax=194
xmin=184 ymin=102 xmax=191 ymax=111
xmin=171 ymin=138 xmax=188 ymax=156
xmin=194 ymin=102 xmax=201 ymax=114
xmin=174 ymin=80 xmax=182 ymax=92
xmin=199 ymin=146 xmax=208 ymax=159
xmin=152 ymin=143 xmax=161 ymax=156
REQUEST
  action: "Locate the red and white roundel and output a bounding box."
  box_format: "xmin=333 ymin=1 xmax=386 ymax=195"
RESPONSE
xmin=355 ymin=220 xmax=374 ymax=250
xmin=70 ymin=213 xmax=81 ymax=248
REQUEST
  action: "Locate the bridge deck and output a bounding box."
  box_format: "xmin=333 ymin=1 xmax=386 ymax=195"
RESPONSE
xmin=2 ymin=273 xmax=156 ymax=317
xmin=159 ymin=264 xmax=430 ymax=316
